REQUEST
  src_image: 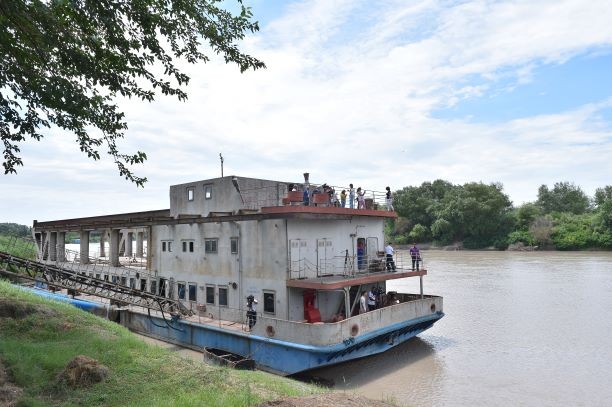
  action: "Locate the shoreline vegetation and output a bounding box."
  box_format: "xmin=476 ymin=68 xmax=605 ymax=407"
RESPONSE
xmin=388 ymin=181 xmax=612 ymax=251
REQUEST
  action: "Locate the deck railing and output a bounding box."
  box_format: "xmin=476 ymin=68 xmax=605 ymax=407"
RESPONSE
xmin=238 ymin=182 xmax=394 ymax=211
xmin=289 ymin=251 xmax=425 ymax=280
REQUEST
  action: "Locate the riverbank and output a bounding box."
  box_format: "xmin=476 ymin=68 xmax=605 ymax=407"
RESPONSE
xmin=0 ymin=280 xmax=323 ymax=406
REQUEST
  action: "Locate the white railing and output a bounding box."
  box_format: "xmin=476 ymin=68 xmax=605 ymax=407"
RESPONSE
xmin=289 ymin=251 xmax=425 ymax=280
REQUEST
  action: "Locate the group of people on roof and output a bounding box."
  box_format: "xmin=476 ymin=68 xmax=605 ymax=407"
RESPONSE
xmin=289 ymin=182 xmax=394 ymax=211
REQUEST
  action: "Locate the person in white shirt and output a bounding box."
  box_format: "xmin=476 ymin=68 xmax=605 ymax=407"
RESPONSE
xmin=385 ymin=243 xmax=396 ymax=272
xmin=385 ymin=186 xmax=394 ymax=211
xmin=359 ymin=291 xmax=368 ymax=314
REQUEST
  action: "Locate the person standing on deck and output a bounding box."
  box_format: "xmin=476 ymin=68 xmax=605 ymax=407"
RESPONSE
xmin=385 ymin=186 xmax=394 ymax=211
xmin=359 ymin=291 xmax=368 ymax=314
xmin=367 ymin=289 xmax=377 ymax=310
xmin=340 ymin=190 xmax=347 ymax=208
xmin=357 ymin=187 xmax=366 ymax=209
xmin=410 ymin=243 xmax=421 ymax=271
xmin=385 ymin=243 xmax=396 ymax=272
xmin=246 ymin=295 xmax=258 ymax=329
xmin=349 ymin=184 xmax=355 ymax=209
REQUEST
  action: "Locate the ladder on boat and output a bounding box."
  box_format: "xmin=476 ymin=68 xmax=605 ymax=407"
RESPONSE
xmin=0 ymin=237 xmax=192 ymax=317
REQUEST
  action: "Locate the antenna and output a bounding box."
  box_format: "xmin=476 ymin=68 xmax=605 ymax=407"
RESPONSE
xmin=219 ymin=153 xmax=224 ymax=177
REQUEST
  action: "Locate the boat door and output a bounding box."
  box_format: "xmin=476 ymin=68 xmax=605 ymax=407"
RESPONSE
xmin=289 ymin=239 xmax=306 ymax=278
xmin=316 ymin=238 xmax=334 ymax=276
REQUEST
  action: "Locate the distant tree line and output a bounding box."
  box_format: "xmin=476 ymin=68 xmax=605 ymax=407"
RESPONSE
xmin=389 ymin=181 xmax=612 ymax=250
xmin=0 ymin=223 xmax=31 ymax=237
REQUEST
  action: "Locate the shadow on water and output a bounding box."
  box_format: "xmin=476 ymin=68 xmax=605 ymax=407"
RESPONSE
xmin=293 ymin=336 xmax=447 ymax=389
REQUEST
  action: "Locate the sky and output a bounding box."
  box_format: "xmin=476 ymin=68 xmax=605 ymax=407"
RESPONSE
xmin=2 ymin=0 xmax=612 ymax=226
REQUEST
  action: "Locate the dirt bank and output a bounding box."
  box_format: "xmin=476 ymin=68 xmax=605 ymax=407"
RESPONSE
xmin=256 ymin=393 xmax=394 ymax=407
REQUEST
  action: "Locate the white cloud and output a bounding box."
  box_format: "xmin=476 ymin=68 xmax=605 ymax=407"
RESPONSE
xmin=2 ymin=0 xmax=612 ymax=225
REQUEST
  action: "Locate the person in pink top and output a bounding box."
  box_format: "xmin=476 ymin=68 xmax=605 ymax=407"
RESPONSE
xmin=409 ymin=243 xmax=421 ymax=270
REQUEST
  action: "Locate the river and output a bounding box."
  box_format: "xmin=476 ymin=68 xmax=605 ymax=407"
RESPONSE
xmin=305 ymin=250 xmax=612 ymax=406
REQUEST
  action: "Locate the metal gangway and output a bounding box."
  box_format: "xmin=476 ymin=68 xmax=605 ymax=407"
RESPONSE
xmin=0 ymin=236 xmax=192 ymax=317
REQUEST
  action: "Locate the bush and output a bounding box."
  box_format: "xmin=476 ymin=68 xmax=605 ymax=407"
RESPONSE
xmin=408 ymin=224 xmax=429 ymax=242
xmin=393 ymin=235 xmax=409 ymax=245
xmin=507 ymin=230 xmax=536 ymax=246
xmin=551 ymin=213 xmax=597 ymax=250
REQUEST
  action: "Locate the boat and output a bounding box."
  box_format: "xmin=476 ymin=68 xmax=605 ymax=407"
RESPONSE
xmin=30 ymin=173 xmax=444 ymax=375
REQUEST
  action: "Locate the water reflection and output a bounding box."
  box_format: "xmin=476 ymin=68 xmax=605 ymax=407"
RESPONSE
xmin=302 ymin=336 xmax=447 ymax=403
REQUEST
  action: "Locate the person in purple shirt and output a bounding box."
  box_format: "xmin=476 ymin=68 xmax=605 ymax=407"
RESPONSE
xmin=409 ymin=243 xmax=421 ymax=271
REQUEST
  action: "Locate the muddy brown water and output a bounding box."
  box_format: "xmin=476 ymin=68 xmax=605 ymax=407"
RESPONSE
xmin=73 ymin=244 xmax=612 ymax=405
xmin=304 ymin=250 xmax=612 ymax=406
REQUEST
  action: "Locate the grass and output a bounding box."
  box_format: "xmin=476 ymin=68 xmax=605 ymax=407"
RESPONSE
xmin=0 ymin=280 xmax=323 ymax=406
xmin=0 ymin=235 xmax=37 ymax=260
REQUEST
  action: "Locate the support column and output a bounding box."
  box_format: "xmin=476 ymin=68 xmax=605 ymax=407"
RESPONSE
xmin=57 ymin=231 xmax=66 ymax=262
xmin=79 ymin=231 xmax=90 ymax=264
xmin=136 ymin=231 xmax=144 ymax=257
xmin=109 ymin=229 xmax=120 ymax=267
xmin=48 ymin=232 xmax=57 ymax=262
xmin=125 ymin=232 xmax=133 ymax=257
xmin=35 ymin=233 xmax=43 ymax=260
xmin=99 ymin=231 xmax=106 ymax=257
xmin=41 ymin=232 xmax=48 ymax=260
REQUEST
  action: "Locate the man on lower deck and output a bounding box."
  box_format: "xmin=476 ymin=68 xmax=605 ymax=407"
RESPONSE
xmin=385 ymin=243 xmax=396 ymax=271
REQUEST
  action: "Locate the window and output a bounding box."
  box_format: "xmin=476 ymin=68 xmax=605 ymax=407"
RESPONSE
xmin=206 ymin=285 xmax=215 ymax=305
xmin=159 ymin=278 xmax=167 ymax=297
xmin=168 ymin=241 xmax=172 ymax=252
xmin=187 ymin=187 xmax=194 ymax=201
xmin=230 ymin=237 xmax=239 ymax=254
xmin=177 ymin=282 xmax=186 ymax=300
xmin=140 ymin=279 xmax=147 ymax=291
xmin=263 ymin=291 xmax=275 ymax=314
xmin=150 ymin=280 xmax=157 ymax=295
xmin=204 ymin=185 xmax=213 ymax=199
xmin=205 ymin=239 xmax=218 ymax=253
xmin=162 ymin=241 xmax=166 ymax=252
xmin=95 ymin=273 xmax=101 ymax=280
xmin=182 ymin=240 xmax=195 ymax=253
xmin=218 ymin=286 xmax=228 ymax=307
xmin=120 ymin=277 xmax=127 ymax=286
xmin=162 ymin=241 xmax=172 ymax=252
xmin=104 ymin=275 xmax=109 ymax=282
xmin=111 ymin=275 xmax=117 ymax=284
xmin=129 ymin=278 xmax=135 ymax=289
xmin=188 ymin=283 xmax=197 ymax=301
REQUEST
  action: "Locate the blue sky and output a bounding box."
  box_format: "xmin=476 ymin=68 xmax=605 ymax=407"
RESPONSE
xmin=2 ymin=0 xmax=612 ymax=225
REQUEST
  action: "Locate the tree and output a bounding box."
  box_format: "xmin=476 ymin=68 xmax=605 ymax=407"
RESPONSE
xmin=1 ymin=0 xmax=264 ymax=185
xmin=516 ymin=202 xmax=540 ymax=230
xmin=594 ymin=186 xmax=612 ymax=231
xmin=536 ymin=182 xmax=590 ymax=215
xmin=594 ymin=186 xmax=612 ymax=207
xmin=529 ymin=215 xmax=553 ymax=247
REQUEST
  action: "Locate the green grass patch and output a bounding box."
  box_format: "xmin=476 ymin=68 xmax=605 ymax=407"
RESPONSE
xmin=0 ymin=280 xmax=323 ymax=406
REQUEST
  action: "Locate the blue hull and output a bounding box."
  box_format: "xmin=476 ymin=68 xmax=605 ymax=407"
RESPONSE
xmin=18 ymin=285 xmax=444 ymax=375
xmin=19 ymin=286 xmax=109 ymax=316
xmin=121 ymin=310 xmax=444 ymax=375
